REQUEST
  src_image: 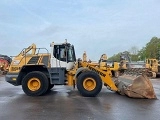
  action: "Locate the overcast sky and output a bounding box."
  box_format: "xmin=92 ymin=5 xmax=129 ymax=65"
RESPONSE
xmin=0 ymin=0 xmax=160 ymax=60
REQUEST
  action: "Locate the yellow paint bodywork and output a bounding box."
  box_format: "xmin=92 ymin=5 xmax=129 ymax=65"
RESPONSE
xmin=9 ymin=43 xmax=50 ymax=73
xmin=146 ymin=59 xmax=159 ymax=73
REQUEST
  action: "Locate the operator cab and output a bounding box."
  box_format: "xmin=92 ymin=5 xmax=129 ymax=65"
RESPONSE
xmin=50 ymin=41 xmax=76 ymax=70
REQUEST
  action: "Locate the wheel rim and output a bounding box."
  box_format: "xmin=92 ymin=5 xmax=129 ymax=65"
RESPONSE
xmin=83 ymin=77 xmax=96 ymax=91
xmin=27 ymin=78 xmax=41 ymax=91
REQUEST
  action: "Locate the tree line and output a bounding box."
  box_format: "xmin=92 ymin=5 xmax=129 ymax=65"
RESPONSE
xmin=108 ymin=37 xmax=160 ymax=62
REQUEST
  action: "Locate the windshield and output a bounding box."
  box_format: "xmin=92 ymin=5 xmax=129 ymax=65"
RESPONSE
xmin=67 ymin=46 xmax=76 ymax=62
xmin=53 ymin=44 xmax=76 ymax=62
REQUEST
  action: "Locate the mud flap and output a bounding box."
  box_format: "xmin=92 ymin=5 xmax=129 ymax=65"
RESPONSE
xmin=116 ymin=74 xmax=157 ymax=99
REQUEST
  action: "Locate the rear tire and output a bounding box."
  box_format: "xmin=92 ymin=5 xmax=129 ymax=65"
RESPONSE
xmin=77 ymin=71 xmax=102 ymax=97
xmin=22 ymin=71 xmax=49 ymax=96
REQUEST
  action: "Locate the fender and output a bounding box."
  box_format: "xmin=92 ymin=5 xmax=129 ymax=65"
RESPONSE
xmin=74 ymin=67 xmax=89 ymax=79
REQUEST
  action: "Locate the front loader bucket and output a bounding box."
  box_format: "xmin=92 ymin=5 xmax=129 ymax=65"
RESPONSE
xmin=115 ymin=74 xmax=157 ymax=99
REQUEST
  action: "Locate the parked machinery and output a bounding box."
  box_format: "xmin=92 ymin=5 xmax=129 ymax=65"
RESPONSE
xmin=119 ymin=52 xmax=160 ymax=78
xmin=119 ymin=52 xmax=146 ymax=76
xmin=145 ymin=58 xmax=160 ymax=78
xmin=5 ymin=41 xmax=156 ymax=99
xmin=0 ymin=54 xmax=12 ymax=75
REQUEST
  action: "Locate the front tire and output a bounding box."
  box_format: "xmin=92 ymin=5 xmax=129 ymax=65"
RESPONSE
xmin=77 ymin=71 xmax=102 ymax=97
xmin=22 ymin=71 xmax=49 ymax=96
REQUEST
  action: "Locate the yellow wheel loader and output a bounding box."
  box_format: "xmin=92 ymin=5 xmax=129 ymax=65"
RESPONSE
xmin=145 ymin=59 xmax=160 ymax=78
xmin=5 ymin=41 xmax=156 ymax=98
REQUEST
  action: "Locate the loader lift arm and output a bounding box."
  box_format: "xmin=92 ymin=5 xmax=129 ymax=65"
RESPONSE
xmin=81 ymin=63 xmax=118 ymax=91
